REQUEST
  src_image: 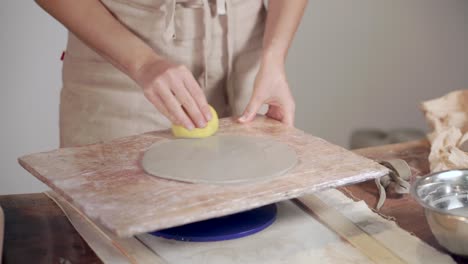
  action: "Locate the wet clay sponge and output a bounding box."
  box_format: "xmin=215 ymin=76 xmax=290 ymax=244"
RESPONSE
xmin=171 ymin=105 xmax=219 ymax=138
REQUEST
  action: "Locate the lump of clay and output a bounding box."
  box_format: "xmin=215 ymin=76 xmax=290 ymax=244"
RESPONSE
xmin=421 ymin=90 xmax=468 ymax=172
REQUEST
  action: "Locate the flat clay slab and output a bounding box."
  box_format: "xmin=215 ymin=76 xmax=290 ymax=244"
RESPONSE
xmin=142 ymin=135 xmax=298 ymax=184
xmin=19 ymin=117 xmax=388 ymax=237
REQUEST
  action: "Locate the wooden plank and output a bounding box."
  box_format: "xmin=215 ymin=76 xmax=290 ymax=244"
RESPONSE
xmin=45 ymin=192 xmax=131 ymax=264
xmin=46 ymin=191 xmax=166 ymax=264
xmin=18 ymin=117 xmax=388 ymax=237
xmin=0 ymin=193 xmax=102 ymax=263
xmin=296 ymin=195 xmax=407 ymax=264
xmin=137 ymin=200 xmax=375 ymax=264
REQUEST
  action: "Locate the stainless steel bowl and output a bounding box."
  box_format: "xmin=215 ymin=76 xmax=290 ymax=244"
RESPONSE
xmin=411 ymin=169 xmax=468 ymax=256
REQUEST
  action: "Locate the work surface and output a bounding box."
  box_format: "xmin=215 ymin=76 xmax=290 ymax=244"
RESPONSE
xmin=18 ymin=117 xmax=387 ymax=237
xmin=2 ymin=140 xmax=467 ymax=263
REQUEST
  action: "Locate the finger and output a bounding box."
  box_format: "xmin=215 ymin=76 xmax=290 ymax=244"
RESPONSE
xmin=266 ymin=106 xmax=283 ymax=121
xmin=152 ymin=93 xmax=176 ymax=124
xmin=266 ymin=100 xmax=295 ymax=126
xmin=172 ymin=77 xmax=207 ymax=128
xmin=282 ymin=106 xmax=295 ymax=126
xmin=238 ymin=93 xmax=264 ymax=123
xmin=144 ymin=89 xmax=175 ymax=123
xmin=182 ymin=69 xmax=212 ymax=121
xmin=283 ymin=96 xmax=296 ymax=127
xmin=157 ymin=83 xmax=195 ymax=130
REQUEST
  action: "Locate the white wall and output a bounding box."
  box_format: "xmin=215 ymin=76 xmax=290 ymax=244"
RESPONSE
xmin=1 ymin=0 xmax=467 ymax=194
xmin=289 ymin=0 xmax=468 ymax=145
xmin=1 ymin=1 xmax=66 ymax=194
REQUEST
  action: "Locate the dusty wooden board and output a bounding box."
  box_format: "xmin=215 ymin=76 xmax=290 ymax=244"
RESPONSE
xmin=19 ymin=117 xmax=388 ymax=237
xmin=46 ymin=191 xmax=166 ymax=264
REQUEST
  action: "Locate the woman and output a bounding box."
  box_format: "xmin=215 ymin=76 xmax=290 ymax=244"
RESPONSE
xmin=36 ymin=0 xmax=307 ymax=147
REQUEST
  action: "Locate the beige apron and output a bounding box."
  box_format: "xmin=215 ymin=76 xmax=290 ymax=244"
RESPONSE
xmin=60 ymin=0 xmax=266 ymax=147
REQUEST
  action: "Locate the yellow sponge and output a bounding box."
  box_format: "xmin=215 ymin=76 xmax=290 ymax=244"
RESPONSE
xmin=171 ymin=105 xmax=219 ymax=138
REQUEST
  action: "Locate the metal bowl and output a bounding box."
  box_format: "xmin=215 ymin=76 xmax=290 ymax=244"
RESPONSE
xmin=411 ymin=169 xmax=468 ymax=256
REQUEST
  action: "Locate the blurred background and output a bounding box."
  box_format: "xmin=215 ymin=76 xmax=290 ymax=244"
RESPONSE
xmin=1 ymin=0 xmax=467 ymax=194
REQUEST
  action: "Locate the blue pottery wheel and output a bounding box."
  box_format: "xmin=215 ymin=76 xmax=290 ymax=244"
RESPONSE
xmin=150 ymin=204 xmax=277 ymax=242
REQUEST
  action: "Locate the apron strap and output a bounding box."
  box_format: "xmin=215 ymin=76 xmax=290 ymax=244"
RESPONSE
xmin=170 ymin=0 xmax=232 ymax=95
xmin=201 ymin=0 xmax=230 ymax=93
xmin=164 ymin=0 xmax=177 ymax=40
xmin=201 ymin=0 xmax=211 ymax=91
xmin=225 ymin=0 xmax=234 ymax=110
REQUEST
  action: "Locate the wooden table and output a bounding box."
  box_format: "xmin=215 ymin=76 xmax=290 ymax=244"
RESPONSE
xmin=1 ymin=140 xmax=467 ymax=263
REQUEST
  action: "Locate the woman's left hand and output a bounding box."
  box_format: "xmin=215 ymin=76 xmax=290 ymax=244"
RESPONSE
xmin=238 ymin=59 xmax=295 ymax=126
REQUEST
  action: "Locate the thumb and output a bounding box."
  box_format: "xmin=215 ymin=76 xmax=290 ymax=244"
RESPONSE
xmin=238 ymin=94 xmax=263 ymax=123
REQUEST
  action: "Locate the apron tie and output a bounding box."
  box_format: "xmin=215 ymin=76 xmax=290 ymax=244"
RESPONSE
xmin=167 ymin=0 xmax=231 ymax=100
xmin=164 ymin=0 xmax=177 ymax=40
xmin=201 ymin=0 xmax=231 ymax=95
xmin=201 ymin=0 xmax=212 ymax=91
xmin=225 ymin=0 xmax=234 ymax=114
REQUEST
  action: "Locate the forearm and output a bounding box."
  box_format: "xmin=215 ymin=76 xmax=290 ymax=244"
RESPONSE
xmin=262 ymin=0 xmax=308 ymax=63
xmin=35 ymin=0 xmax=159 ymax=80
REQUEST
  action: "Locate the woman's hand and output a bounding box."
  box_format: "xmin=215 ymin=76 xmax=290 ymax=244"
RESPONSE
xmin=35 ymin=0 xmax=212 ymax=131
xmin=238 ymin=58 xmax=295 ymax=126
xmin=238 ymin=0 xmax=306 ymax=127
xmin=135 ymin=58 xmax=212 ymax=130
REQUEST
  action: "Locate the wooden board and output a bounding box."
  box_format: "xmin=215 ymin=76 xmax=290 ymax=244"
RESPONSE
xmin=296 ymin=195 xmax=406 ymax=264
xmin=18 ymin=117 xmax=388 ymax=237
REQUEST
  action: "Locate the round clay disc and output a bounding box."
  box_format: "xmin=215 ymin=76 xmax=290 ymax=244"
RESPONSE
xmin=142 ymin=135 xmax=298 ymax=184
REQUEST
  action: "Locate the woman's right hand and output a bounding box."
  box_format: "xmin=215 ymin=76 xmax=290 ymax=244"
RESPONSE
xmin=35 ymin=0 xmax=211 ymax=130
xmin=135 ymin=58 xmax=212 ymax=130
